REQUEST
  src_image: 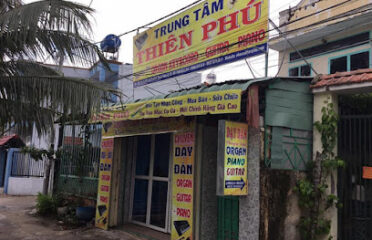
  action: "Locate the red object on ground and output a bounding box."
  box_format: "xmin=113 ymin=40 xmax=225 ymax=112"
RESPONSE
xmin=363 ymin=166 xmax=372 ymax=179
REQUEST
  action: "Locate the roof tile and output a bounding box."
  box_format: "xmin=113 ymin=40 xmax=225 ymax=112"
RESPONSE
xmin=0 ymin=134 xmax=18 ymax=146
xmin=311 ymin=68 xmax=372 ymax=88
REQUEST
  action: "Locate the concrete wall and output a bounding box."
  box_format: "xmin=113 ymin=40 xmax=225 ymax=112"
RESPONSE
xmin=279 ymin=0 xmax=372 ymax=33
xmin=272 ymin=1 xmax=372 ymax=78
xmin=276 ymin=21 xmax=372 ymax=77
xmin=239 ymin=128 xmax=260 ymax=240
xmin=7 ymin=177 xmax=43 ymax=195
xmin=278 ymin=40 xmax=371 ymax=77
xmin=260 ymin=169 xmax=303 ymax=240
xmin=30 ymin=124 xmax=60 ymax=150
xmin=42 ymin=64 xmax=91 ymax=79
xmin=199 ymin=123 xmax=218 ymax=240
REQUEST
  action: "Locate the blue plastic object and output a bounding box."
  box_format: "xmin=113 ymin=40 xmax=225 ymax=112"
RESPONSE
xmin=100 ymin=34 xmax=121 ymax=53
xmin=76 ymin=206 xmax=95 ymax=221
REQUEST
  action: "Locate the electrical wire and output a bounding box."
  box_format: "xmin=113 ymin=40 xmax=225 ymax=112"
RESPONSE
xmin=73 ymin=0 xmax=350 ymax=74
xmin=71 ymin=0 xmax=368 ymax=84
xmin=91 ymin=0 xmax=204 ymax=45
xmin=275 ymin=37 xmax=288 ymax=77
xmin=86 ymin=0 xmax=299 ymax=49
xmin=245 ymin=59 xmax=257 ymax=78
xmin=108 ymin=0 xmax=353 ymax=44
xmin=67 ymin=0 xmax=355 ymax=67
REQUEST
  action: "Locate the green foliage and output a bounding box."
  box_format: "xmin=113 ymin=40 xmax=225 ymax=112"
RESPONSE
xmin=58 ymin=124 xmax=95 ymax=178
xmin=21 ymin=146 xmax=56 ymax=161
xmin=295 ymin=99 xmax=345 ymax=240
xmin=314 ymin=102 xmax=338 ymax=156
xmin=36 ymin=193 xmax=84 ymax=228
xmin=0 ymin=0 xmax=120 ymax=135
xmin=294 ymin=179 xmax=315 ymax=209
xmin=36 ymin=193 xmax=57 ymax=216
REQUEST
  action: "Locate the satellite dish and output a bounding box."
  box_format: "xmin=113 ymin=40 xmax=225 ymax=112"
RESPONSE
xmin=100 ymin=34 xmax=122 ymax=53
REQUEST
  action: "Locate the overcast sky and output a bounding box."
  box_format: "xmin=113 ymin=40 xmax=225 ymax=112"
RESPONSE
xmin=26 ymin=0 xmax=302 ymax=81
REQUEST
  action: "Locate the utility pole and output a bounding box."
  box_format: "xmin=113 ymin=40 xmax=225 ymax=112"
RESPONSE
xmin=265 ymin=50 xmax=269 ymax=77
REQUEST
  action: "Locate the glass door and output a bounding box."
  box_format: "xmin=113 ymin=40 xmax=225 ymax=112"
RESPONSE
xmin=131 ymin=133 xmax=172 ymax=232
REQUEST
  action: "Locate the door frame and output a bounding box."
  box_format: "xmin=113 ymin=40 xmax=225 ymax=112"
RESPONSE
xmin=129 ymin=133 xmax=173 ymax=233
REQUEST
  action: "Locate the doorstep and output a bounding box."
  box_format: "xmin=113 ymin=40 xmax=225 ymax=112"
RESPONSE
xmin=120 ymin=223 xmax=170 ymax=240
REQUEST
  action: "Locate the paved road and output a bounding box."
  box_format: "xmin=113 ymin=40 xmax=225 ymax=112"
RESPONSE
xmin=0 ymin=194 xmax=142 ymax=240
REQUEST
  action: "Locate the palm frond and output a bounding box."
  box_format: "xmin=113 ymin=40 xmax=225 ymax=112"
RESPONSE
xmin=0 ymin=0 xmax=118 ymax=135
xmin=0 ymin=75 xmax=121 ymax=134
xmin=0 ymin=29 xmax=105 ymax=67
xmin=0 ymin=0 xmax=101 ymax=66
xmin=0 ymin=0 xmax=93 ymax=34
xmin=0 ymin=60 xmax=61 ymax=76
xmin=0 ymin=97 xmax=55 ymax=135
xmin=0 ymin=0 xmax=22 ymax=14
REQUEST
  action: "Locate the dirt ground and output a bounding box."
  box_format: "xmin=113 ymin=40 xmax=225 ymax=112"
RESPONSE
xmin=0 ymin=194 xmax=143 ymax=240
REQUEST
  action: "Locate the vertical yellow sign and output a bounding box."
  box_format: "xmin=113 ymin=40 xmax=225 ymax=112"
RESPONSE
xmin=172 ymin=131 xmax=195 ymax=240
xmin=95 ymin=137 xmax=114 ymax=230
xmin=222 ymin=121 xmax=248 ymax=195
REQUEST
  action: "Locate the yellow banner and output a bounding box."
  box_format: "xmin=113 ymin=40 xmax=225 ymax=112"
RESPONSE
xmin=224 ymin=121 xmax=248 ymax=195
xmin=133 ymin=0 xmax=269 ymax=87
xmin=95 ymin=138 xmax=114 ymax=230
xmin=93 ymin=89 xmax=242 ymax=123
xmin=172 ymin=131 xmax=195 ymax=240
xmin=101 ymin=117 xmax=193 ymax=138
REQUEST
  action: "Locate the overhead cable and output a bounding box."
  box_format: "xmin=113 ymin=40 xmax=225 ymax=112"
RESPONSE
xmin=122 ymin=3 xmax=372 ymax=79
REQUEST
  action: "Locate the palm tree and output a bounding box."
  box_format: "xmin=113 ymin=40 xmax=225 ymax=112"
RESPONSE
xmin=0 ymin=0 xmax=119 ymax=135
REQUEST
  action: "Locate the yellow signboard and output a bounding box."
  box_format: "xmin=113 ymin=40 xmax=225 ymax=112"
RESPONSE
xmin=95 ymin=138 xmax=114 ymax=230
xmin=217 ymin=120 xmax=248 ymax=196
xmin=172 ymin=131 xmax=195 ymax=240
xmin=93 ymin=89 xmax=242 ymax=123
xmin=101 ymin=117 xmax=194 ymax=138
xmin=133 ymin=0 xmax=269 ymax=87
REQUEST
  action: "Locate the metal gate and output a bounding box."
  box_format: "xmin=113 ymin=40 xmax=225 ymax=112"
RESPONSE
xmin=338 ymin=115 xmax=372 ymax=240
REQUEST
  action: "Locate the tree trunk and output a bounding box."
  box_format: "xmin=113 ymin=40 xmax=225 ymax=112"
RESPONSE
xmin=43 ymin=158 xmax=51 ymax=195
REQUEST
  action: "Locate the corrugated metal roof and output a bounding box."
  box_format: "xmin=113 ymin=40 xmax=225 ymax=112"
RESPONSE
xmin=265 ymin=80 xmax=313 ymax=131
xmin=111 ymin=77 xmax=312 ymax=107
xmin=311 ymin=68 xmax=372 ymax=89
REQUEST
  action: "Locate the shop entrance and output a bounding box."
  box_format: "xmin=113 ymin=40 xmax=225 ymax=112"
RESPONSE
xmin=130 ymin=133 xmax=172 ymax=233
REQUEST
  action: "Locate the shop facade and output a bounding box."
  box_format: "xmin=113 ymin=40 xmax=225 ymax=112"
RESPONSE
xmin=93 ymin=77 xmax=313 ymax=240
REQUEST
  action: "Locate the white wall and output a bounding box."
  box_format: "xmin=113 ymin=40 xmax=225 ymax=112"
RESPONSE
xmin=30 ymin=124 xmax=60 ymax=150
xmin=43 ymin=64 xmax=91 ymax=79
xmin=276 ymin=22 xmax=372 ymax=77
xmin=7 ymin=177 xmax=44 ymax=196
